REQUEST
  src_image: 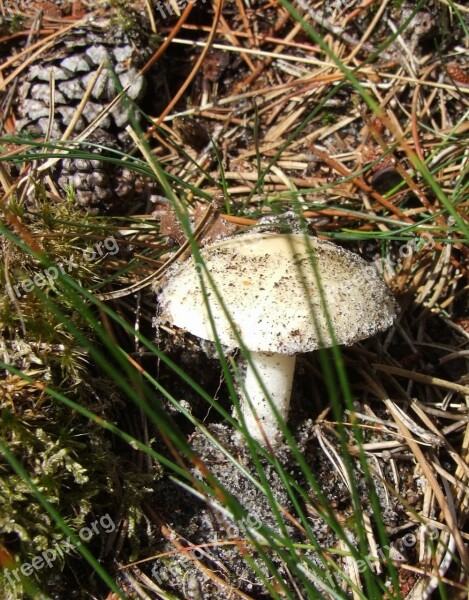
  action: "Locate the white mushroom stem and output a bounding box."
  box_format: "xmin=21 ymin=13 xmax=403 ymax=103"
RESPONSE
xmin=239 ymin=351 xmax=296 ymax=447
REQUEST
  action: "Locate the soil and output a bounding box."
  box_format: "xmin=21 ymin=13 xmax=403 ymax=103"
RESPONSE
xmin=1 ymin=1 xmax=468 ymax=599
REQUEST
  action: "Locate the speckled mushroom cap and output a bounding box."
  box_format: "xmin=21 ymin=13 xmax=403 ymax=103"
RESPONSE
xmin=158 ymin=233 xmax=397 ymax=354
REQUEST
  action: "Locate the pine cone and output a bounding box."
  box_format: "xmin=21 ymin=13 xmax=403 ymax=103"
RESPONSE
xmin=56 ymin=129 xmax=144 ymax=210
xmin=14 ymin=10 xmax=156 ymax=212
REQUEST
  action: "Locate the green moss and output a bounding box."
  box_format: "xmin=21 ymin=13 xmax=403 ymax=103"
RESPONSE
xmin=0 ymin=15 xmax=24 ymax=36
xmin=0 ymin=187 xmax=160 ymax=597
xmin=109 ymin=0 xmax=158 ymax=45
xmin=320 ymin=111 xmax=336 ymax=126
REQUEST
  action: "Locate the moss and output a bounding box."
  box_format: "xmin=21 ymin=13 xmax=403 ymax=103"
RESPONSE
xmin=109 ymin=0 xmax=159 ymax=47
xmin=0 ymin=15 xmax=24 ymax=36
xmin=320 ymin=111 xmax=336 ymax=126
xmin=0 ymin=186 xmax=160 ymax=596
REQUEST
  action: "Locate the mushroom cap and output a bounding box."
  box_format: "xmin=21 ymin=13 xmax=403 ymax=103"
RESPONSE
xmin=158 ymin=233 xmax=397 ymax=354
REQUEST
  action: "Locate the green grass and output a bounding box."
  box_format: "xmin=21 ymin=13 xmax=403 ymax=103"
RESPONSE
xmin=1 ymin=1 xmax=468 ymax=597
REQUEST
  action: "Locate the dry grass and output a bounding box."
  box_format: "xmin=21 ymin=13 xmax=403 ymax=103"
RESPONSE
xmin=0 ymin=0 xmax=468 ymax=598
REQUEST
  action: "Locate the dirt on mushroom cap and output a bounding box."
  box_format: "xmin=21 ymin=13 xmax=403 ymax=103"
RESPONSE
xmin=158 ymin=233 xmax=398 ymax=354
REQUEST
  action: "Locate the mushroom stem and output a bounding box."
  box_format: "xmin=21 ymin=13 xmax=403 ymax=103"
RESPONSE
xmin=239 ymin=351 xmax=296 ymax=447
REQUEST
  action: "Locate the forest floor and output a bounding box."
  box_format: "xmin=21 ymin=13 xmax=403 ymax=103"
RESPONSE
xmin=0 ymin=1 xmax=468 ymax=598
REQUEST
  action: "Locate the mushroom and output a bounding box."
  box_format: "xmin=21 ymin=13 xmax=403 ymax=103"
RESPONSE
xmin=157 ymin=232 xmax=397 ymax=447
